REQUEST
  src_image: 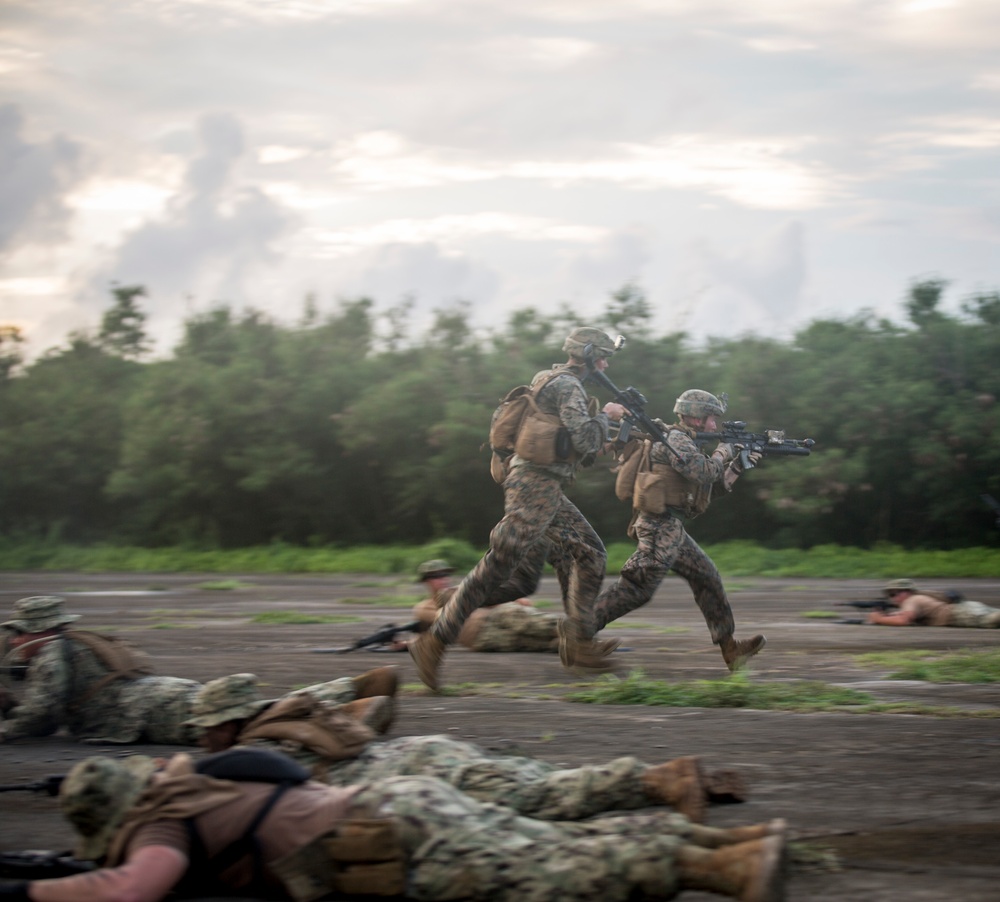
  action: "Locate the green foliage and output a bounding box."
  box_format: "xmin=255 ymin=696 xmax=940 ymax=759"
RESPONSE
xmin=854 ymin=648 xmax=1000 ymax=683
xmin=4 ymin=278 xmax=1000 ymax=550
xmin=567 ymin=669 xmax=875 ymax=711
xmin=2 ymin=539 xmax=1000 ymax=578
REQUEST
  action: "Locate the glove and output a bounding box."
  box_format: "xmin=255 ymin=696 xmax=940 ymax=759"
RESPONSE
xmin=730 ymin=449 xmax=763 ymax=475
xmin=713 ymin=442 xmax=736 ymax=463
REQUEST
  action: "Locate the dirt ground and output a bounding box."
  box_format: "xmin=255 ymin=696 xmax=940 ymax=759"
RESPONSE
xmin=2 ymin=570 xmax=1000 ymax=901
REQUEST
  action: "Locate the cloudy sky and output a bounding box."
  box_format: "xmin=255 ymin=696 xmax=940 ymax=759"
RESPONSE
xmin=2 ymin=0 xmax=999 ymax=359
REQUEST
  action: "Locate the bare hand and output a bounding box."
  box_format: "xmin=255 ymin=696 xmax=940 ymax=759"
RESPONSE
xmin=603 ymin=402 xmax=627 ymax=422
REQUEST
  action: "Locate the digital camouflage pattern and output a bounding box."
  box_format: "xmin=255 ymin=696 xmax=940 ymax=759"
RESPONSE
xmin=466 ymin=603 xmax=559 ymax=653
xmin=232 ymin=731 xmax=663 ymax=821
xmin=351 ymin=774 xmax=685 ymax=901
xmin=2 ymin=637 xmax=201 ymax=743
xmin=431 ymin=466 xmax=607 ymax=645
xmin=946 ymin=600 xmax=1000 ymax=628
xmin=593 ymin=427 xmax=736 ymax=642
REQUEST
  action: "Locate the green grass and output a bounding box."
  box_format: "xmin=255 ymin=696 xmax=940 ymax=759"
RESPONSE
xmin=196 ymin=579 xmax=254 ymax=590
xmin=567 ymin=669 xmax=874 ymax=711
xmin=802 ymin=610 xmax=842 ymax=619
xmin=853 ymin=648 xmax=1000 ymax=683
xmin=249 ymin=611 xmax=366 ymax=625
xmin=338 ymin=594 xmax=423 ymax=607
xmin=3 ymin=538 xmax=1000 ymax=578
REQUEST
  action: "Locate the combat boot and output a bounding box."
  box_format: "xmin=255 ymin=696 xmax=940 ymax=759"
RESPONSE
xmin=677 ymin=835 xmax=786 ymax=901
xmin=686 ymin=818 xmax=786 ymax=849
xmin=338 ymin=696 xmax=396 ymax=735
xmin=557 ymin=619 xmax=620 ymax=672
xmin=720 ymin=634 xmax=767 ymax=672
xmin=641 ymin=756 xmax=707 ymax=823
xmin=408 ymin=631 xmax=446 ymax=691
xmin=352 ymin=665 xmax=399 ymax=700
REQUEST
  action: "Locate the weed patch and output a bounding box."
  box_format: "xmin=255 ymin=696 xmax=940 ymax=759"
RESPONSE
xmin=854 ymin=648 xmax=1000 ymax=683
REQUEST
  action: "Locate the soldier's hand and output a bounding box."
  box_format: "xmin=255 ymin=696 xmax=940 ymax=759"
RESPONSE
xmin=713 ymin=442 xmax=736 ymax=463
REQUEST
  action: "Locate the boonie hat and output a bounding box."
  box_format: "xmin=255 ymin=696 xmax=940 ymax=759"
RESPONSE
xmin=1 ymin=596 xmax=80 ymax=633
xmin=184 ymin=673 xmax=272 ymax=728
xmin=416 ymin=559 xmax=454 ymax=582
xmin=60 ymin=755 xmax=158 ymax=860
xmin=882 ymin=578 xmax=919 ymax=596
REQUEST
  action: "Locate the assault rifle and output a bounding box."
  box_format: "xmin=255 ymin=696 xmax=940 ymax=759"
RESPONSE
xmin=0 ymin=774 xmax=65 ymax=795
xmin=837 ymin=599 xmax=895 ymax=614
xmin=694 ymin=422 xmax=815 ymax=471
xmin=311 ymin=621 xmax=421 ymax=654
xmin=580 ymin=335 xmax=683 ymax=459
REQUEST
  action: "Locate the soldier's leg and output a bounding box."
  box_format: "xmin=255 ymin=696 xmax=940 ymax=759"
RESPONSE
xmin=591 ymin=514 xmax=682 ymax=632
xmin=670 ymin=532 xmax=765 ymax=670
xmin=431 ymin=469 xmax=562 ymax=645
xmin=949 ymin=600 xmax=1000 ymax=628
xmin=351 ymin=774 xmax=686 ymax=902
xmin=545 ymin=496 xmax=607 ymax=636
xmin=669 ymin=531 xmax=735 ymax=642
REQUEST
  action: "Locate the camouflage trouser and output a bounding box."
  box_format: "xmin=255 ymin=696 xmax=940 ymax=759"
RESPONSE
xmin=351 ymin=774 xmax=684 ymax=901
xmin=288 ymin=677 xmax=359 ymax=705
xmin=103 ymin=677 xmax=202 ymax=744
xmin=948 ymin=601 xmax=1000 ymax=628
xmin=325 ymin=735 xmax=652 ymax=820
xmin=432 ymin=467 xmax=607 ymax=644
xmin=468 ymin=605 xmax=559 ymax=653
xmin=593 ymin=513 xmax=735 ymax=643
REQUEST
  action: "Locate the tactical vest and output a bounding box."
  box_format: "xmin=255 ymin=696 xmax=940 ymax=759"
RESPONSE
xmin=487 ymin=370 xmax=577 ymax=482
xmin=624 ymin=426 xmax=713 ymax=518
xmin=61 ymin=630 xmax=155 ymax=710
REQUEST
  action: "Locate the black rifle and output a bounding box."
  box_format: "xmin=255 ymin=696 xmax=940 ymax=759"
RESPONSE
xmin=579 ymin=336 xmax=683 ymax=459
xmin=0 ymin=850 xmax=96 ymax=880
xmin=981 ymin=494 xmax=1000 ymax=527
xmin=837 ymin=599 xmax=895 ymax=613
xmin=694 ymin=421 xmax=815 ymax=470
xmin=0 ymin=775 xmax=65 ymax=795
xmin=311 ymin=621 xmax=421 ymax=654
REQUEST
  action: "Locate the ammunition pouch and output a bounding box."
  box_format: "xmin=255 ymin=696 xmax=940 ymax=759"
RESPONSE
xmin=270 ymin=817 xmax=406 ymax=901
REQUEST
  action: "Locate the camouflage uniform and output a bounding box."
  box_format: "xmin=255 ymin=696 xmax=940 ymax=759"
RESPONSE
xmin=326 ymin=735 xmax=653 ymax=819
xmin=593 ymin=427 xmax=735 ymax=642
xmin=467 ymin=603 xmax=559 ymax=652
xmin=353 ymin=774 xmax=686 ymax=901
xmin=432 ymin=366 xmax=610 ymax=646
xmin=2 ymin=636 xmax=201 ymax=744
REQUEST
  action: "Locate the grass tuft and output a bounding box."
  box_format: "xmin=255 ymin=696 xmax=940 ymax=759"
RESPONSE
xmin=853 ymin=648 xmax=1000 ymax=683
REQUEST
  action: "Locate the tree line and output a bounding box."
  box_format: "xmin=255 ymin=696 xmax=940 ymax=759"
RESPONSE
xmin=2 ymin=280 xmax=999 ymax=551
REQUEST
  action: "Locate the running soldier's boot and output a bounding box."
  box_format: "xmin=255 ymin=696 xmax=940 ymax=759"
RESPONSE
xmin=352 ymin=666 xmax=399 ymax=700
xmin=686 ymin=819 xmax=786 ymax=849
xmin=641 ymin=756 xmax=707 ymax=823
xmin=408 ymin=631 xmax=446 ymax=691
xmin=677 ymin=836 xmax=787 ymax=901
xmin=557 ymin=619 xmax=620 ymax=672
xmin=720 ymin=634 xmax=767 ymax=672
xmin=338 ymin=696 xmax=396 ymax=735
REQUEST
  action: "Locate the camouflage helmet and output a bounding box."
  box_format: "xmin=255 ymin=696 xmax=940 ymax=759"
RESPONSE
xmin=60 ymin=755 xmax=158 ymax=859
xmin=2 ymin=596 xmax=80 ymax=633
xmin=416 ymin=559 xmax=454 ymax=582
xmin=673 ymin=389 xmax=728 ymax=419
xmin=562 ymin=327 xmax=618 ymax=361
xmin=184 ymin=673 xmax=271 ymax=728
xmin=882 ymin=578 xmax=919 ymax=596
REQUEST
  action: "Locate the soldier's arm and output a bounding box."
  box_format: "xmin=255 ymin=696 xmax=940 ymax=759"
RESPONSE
xmin=549 ymin=376 xmax=609 ymax=455
xmin=652 ymin=431 xmax=727 ymax=485
xmin=1 ymin=648 xmax=67 ymax=740
xmin=22 ymin=845 xmax=187 ymax=902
